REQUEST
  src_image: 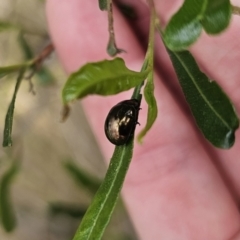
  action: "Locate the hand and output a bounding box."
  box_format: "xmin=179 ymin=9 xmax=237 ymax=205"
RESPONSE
xmin=46 ymin=0 xmax=240 ymax=239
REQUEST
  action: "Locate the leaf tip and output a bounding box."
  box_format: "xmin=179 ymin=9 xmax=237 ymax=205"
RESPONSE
xmin=60 ymin=105 xmax=71 ymax=122
xmin=136 ymin=134 xmax=144 ymax=145
xmin=220 ymin=129 xmax=237 ymax=149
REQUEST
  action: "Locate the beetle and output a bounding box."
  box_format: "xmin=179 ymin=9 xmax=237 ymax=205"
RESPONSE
xmin=104 ymin=99 xmax=140 ymax=145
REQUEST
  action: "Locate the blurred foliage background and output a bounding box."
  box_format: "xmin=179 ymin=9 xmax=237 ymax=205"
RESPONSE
xmin=0 ymin=0 xmax=137 ymax=239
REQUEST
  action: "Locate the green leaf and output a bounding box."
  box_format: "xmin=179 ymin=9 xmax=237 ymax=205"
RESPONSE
xmin=62 ymin=58 xmax=148 ymax=104
xmin=63 ymin=161 xmax=101 ymax=194
xmin=98 ymin=0 xmax=107 ymax=11
xmin=163 ymin=0 xmax=207 ymax=51
xmin=2 ymin=69 xmax=25 ymax=147
xmin=163 ymin=0 xmax=231 ymax=51
xmin=0 ymin=161 xmax=19 ymax=232
xmin=137 ymin=72 xmax=158 ymax=143
xmin=0 ymin=22 xmax=18 ymax=32
xmin=115 ymin=2 xmax=137 ymax=19
xmin=49 ymin=202 xmax=86 ymax=218
xmin=201 ymin=0 xmax=231 ymax=34
xmin=36 ymin=68 xmax=54 ymax=85
xmin=72 ymin=141 xmax=134 ymax=240
xmin=18 ymin=32 xmax=34 ymax=60
xmin=167 ymin=49 xmax=239 ymax=149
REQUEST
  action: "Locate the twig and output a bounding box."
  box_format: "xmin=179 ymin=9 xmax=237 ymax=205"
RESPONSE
xmin=107 ymin=0 xmax=125 ymax=56
xmin=25 ymin=43 xmax=54 ymax=94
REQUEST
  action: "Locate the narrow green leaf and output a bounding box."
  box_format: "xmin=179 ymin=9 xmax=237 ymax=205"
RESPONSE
xmin=167 ymin=49 xmax=239 ymax=148
xmin=18 ymin=32 xmax=34 ymax=60
xmin=201 ymin=0 xmax=231 ymax=34
xmin=62 ymin=58 xmax=148 ymax=104
xmin=73 ymin=141 xmax=134 ymax=240
xmin=0 ymin=161 xmax=19 ymax=232
xmin=163 ymin=0 xmax=207 ymax=51
xmin=115 ymin=2 xmax=137 ymax=19
xmin=49 ymin=202 xmax=86 ymax=218
xmin=163 ymin=0 xmax=231 ymax=50
xmin=0 ymin=22 xmax=18 ymax=32
xmin=63 ymin=161 xmax=101 ymax=194
xmin=2 ymin=69 xmax=25 ymax=147
xmin=137 ymin=72 xmax=158 ymax=143
xmin=98 ymin=0 xmax=107 ymax=11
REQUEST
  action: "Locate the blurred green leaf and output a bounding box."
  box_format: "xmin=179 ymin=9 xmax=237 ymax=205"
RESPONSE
xmin=62 ymin=58 xmax=148 ymax=104
xmin=98 ymin=0 xmax=107 ymax=10
xmin=137 ymin=72 xmax=158 ymax=143
xmin=163 ymin=0 xmax=231 ymax=51
xmin=163 ymin=0 xmax=205 ymax=51
xmin=63 ymin=161 xmax=101 ymax=194
xmin=0 ymin=161 xmax=19 ymax=232
xmin=49 ymin=202 xmax=86 ymax=218
xmin=167 ymin=49 xmax=239 ymax=148
xmin=0 ymin=22 xmax=18 ymax=32
xmin=18 ymin=32 xmax=34 ymax=60
xmin=116 ymin=2 xmax=137 ymax=19
xmin=2 ymin=69 xmax=25 ymax=147
xmin=201 ymin=0 xmax=231 ymax=34
xmin=72 ymin=141 xmax=134 ymax=240
xmin=36 ymin=68 xmax=54 ymax=85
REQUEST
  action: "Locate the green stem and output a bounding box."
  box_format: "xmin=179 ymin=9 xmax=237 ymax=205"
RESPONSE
xmin=131 ymin=0 xmax=156 ymax=100
xmin=0 ymin=43 xmax=54 ymax=78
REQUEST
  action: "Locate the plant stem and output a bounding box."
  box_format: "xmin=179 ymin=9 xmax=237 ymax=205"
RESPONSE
xmin=0 ymin=43 xmax=54 ymax=77
xmin=131 ymin=0 xmax=156 ymax=100
xmin=107 ymin=0 xmax=125 ymax=56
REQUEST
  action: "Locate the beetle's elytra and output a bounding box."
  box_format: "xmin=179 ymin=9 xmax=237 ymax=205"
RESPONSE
xmin=104 ymin=99 xmax=140 ymax=145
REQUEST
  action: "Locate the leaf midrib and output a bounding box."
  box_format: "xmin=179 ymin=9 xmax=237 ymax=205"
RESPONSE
xmin=71 ymin=74 xmax=143 ymax=99
xmin=173 ymin=51 xmax=231 ymax=130
xmin=84 ymin=147 xmax=128 ymax=240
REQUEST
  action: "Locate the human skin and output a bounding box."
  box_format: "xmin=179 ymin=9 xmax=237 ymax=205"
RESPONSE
xmin=46 ymin=0 xmax=240 ymax=239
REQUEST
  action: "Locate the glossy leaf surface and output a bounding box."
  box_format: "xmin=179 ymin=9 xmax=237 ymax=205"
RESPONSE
xmin=167 ymin=49 xmax=239 ymax=148
xmin=73 ymin=141 xmax=134 ymax=240
xmin=0 ymin=161 xmax=19 ymax=232
xmin=163 ymin=0 xmax=231 ymax=51
xmin=201 ymin=0 xmax=231 ymax=34
xmin=163 ymin=0 xmax=206 ymax=51
xmin=62 ymin=58 xmax=148 ymax=104
xmin=2 ymin=69 xmax=25 ymax=147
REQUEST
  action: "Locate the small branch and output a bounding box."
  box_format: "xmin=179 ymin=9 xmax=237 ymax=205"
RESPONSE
xmin=232 ymin=5 xmax=240 ymax=15
xmin=107 ymin=0 xmax=125 ymax=56
xmin=27 ymin=43 xmax=54 ymax=78
xmin=25 ymin=43 xmax=54 ymax=94
xmin=33 ymin=43 xmax=54 ymax=64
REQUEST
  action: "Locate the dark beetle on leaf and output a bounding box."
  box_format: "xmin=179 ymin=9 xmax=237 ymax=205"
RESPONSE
xmin=104 ymin=99 xmax=140 ymax=145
